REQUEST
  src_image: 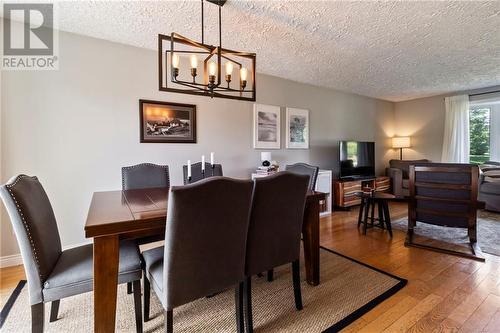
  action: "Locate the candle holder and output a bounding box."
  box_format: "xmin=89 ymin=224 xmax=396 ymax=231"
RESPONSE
xmin=201 ymin=169 xmax=205 ymax=179
xmin=173 ymin=67 xmax=179 ymax=79
xmin=188 ymin=176 xmax=192 ymax=184
xmin=241 ymin=79 xmax=247 ymax=91
xmin=211 ymin=164 xmax=215 ymax=177
xmin=225 ymin=74 xmax=232 ymax=88
xmin=191 ymin=68 xmax=197 ymax=83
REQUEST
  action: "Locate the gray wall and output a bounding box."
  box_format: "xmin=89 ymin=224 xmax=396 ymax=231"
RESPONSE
xmin=1 ymin=31 xmax=394 ymax=257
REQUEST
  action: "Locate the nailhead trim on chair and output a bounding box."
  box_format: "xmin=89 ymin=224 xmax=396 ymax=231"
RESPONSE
xmin=6 ymin=175 xmax=44 ymax=280
xmin=121 ymin=163 xmax=170 ymax=189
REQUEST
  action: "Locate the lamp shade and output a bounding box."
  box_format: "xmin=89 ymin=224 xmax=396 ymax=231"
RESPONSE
xmin=261 ymin=152 xmax=272 ymax=162
xmin=392 ymin=137 xmax=411 ymax=148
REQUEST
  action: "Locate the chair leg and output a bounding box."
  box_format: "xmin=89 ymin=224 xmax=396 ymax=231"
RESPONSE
xmin=363 ymin=199 xmax=370 ymax=235
xmin=244 ymin=277 xmax=253 ymax=333
xmin=127 ymin=282 xmax=133 ymax=294
xmin=292 ymin=260 xmax=303 ymax=310
xmin=49 ymin=300 xmax=60 ymax=322
xmin=235 ymin=282 xmax=244 ymax=333
xmin=165 ymin=309 xmax=173 ymax=333
xmin=358 ymin=198 xmax=365 ymax=227
xmin=267 ymin=269 xmax=274 ymax=282
xmin=382 ymin=202 xmax=393 ymax=238
xmin=31 ymin=303 xmax=44 ymax=333
xmin=133 ymin=280 xmax=143 ymax=333
xmin=144 ymin=277 xmax=151 ymax=322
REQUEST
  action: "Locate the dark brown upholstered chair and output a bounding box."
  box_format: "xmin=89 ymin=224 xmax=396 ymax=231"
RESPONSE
xmin=141 ymin=177 xmax=253 ymax=333
xmin=244 ymin=172 xmax=310 ymax=333
xmin=122 ymin=163 xmax=170 ymax=293
xmin=285 ymin=163 xmax=319 ymax=190
xmin=386 ymin=159 xmax=430 ymax=198
xmin=182 ymin=162 xmax=223 ymax=184
xmin=0 ymin=175 xmax=143 ymax=333
xmin=407 ymin=163 xmax=483 ymax=260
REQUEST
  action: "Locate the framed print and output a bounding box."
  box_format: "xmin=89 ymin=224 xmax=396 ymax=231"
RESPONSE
xmin=286 ymin=107 xmax=309 ymax=149
xmin=140 ymin=99 xmax=196 ymax=143
xmin=253 ymin=104 xmax=281 ymax=149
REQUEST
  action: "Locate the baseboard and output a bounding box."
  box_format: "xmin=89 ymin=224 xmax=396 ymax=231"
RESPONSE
xmin=0 ymin=254 xmax=22 ymax=268
xmin=0 ymin=241 xmax=92 ymax=268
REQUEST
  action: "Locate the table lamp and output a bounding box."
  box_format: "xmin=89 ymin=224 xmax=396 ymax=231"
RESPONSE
xmin=392 ymin=137 xmax=411 ymax=160
xmin=261 ymin=152 xmax=272 ymax=167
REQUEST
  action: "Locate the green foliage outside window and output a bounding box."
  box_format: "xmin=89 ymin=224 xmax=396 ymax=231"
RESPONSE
xmin=469 ymin=107 xmax=490 ymax=164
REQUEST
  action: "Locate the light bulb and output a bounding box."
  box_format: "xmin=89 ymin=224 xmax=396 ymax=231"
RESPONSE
xmin=225 ymin=62 xmax=233 ymax=75
xmin=208 ymin=61 xmax=217 ymax=76
xmin=172 ymin=54 xmax=179 ymax=68
xmin=190 ymin=55 xmax=198 ymax=69
xmin=240 ymin=67 xmax=248 ymax=81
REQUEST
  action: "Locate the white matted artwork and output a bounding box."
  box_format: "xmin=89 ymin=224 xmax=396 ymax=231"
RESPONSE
xmin=286 ymin=107 xmax=309 ymax=149
xmin=253 ymin=104 xmax=281 ymax=149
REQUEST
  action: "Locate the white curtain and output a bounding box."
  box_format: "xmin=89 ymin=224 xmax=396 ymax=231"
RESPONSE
xmin=441 ymin=95 xmax=470 ymax=163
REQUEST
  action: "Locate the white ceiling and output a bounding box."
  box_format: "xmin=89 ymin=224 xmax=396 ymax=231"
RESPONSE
xmin=32 ymin=1 xmax=500 ymax=101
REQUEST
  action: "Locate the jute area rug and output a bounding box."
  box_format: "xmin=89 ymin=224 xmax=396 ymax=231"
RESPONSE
xmin=1 ymin=248 xmax=406 ymax=333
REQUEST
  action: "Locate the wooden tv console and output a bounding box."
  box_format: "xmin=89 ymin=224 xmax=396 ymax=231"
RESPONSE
xmin=334 ymin=176 xmax=390 ymax=208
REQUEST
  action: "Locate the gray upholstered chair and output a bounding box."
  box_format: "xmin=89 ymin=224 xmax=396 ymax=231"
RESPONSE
xmin=141 ymin=177 xmax=253 ymax=333
xmin=122 ymin=163 xmax=170 ymax=293
xmin=244 ymin=172 xmax=310 ymax=333
xmin=122 ymin=163 xmax=170 ymax=190
xmin=479 ymin=161 xmax=500 ymax=212
xmin=0 ymin=175 xmax=143 ymax=333
xmin=285 ymin=163 xmax=319 ymax=190
xmin=407 ymin=163 xmax=482 ymax=260
xmin=182 ymin=162 xmax=223 ymax=184
xmin=386 ymin=159 xmax=430 ymax=198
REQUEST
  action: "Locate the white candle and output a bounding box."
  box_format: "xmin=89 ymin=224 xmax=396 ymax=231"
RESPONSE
xmin=201 ymin=155 xmax=205 ymax=171
xmin=210 ymin=152 xmax=215 ymax=166
xmin=187 ymin=160 xmax=192 ymax=178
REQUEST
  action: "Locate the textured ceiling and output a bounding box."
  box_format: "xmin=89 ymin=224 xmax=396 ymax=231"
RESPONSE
xmin=30 ymin=1 xmax=500 ymax=101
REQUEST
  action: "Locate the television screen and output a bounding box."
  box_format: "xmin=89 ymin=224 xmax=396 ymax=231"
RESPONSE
xmin=339 ymin=141 xmax=375 ymax=179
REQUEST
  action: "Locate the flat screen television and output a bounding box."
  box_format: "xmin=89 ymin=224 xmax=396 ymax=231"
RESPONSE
xmin=339 ymin=141 xmax=375 ymax=179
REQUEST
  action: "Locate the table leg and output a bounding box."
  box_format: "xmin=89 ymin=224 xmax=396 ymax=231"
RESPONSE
xmin=357 ymin=197 xmax=365 ymax=227
xmin=363 ymin=199 xmax=370 ymax=235
xmin=93 ymin=235 xmax=119 ymax=333
xmin=302 ymin=198 xmax=320 ymax=286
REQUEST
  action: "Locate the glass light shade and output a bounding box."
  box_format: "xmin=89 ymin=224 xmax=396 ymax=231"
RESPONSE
xmin=240 ymin=67 xmax=248 ymax=81
xmin=190 ymin=55 xmax=198 ymax=68
xmin=392 ymin=137 xmax=411 ymax=148
xmin=225 ymin=62 xmax=233 ymax=75
xmin=208 ymin=61 xmax=217 ymax=76
xmin=261 ymin=152 xmax=272 ymax=162
xmin=172 ymin=54 xmax=180 ymax=68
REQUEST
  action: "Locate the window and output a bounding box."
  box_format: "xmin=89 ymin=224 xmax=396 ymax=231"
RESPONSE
xmin=469 ymin=106 xmax=491 ymax=164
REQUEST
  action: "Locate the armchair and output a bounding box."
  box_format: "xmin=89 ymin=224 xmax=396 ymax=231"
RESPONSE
xmin=478 ymin=161 xmax=500 ymax=212
xmin=386 ymin=159 xmax=430 ymax=198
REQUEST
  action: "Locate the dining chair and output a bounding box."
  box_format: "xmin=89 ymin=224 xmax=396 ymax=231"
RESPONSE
xmin=141 ymin=177 xmax=253 ymax=333
xmin=244 ymin=172 xmax=310 ymax=333
xmin=285 ymin=163 xmax=320 ymax=190
xmin=0 ymin=175 xmax=143 ymax=333
xmin=182 ymin=162 xmax=223 ymax=184
xmin=122 ymin=163 xmax=170 ymax=293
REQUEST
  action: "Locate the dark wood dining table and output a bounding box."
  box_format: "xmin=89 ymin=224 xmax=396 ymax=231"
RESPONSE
xmin=85 ymin=187 xmax=325 ymax=332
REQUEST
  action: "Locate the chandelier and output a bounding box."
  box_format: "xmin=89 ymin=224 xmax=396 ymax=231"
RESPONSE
xmin=158 ymin=0 xmax=256 ymax=101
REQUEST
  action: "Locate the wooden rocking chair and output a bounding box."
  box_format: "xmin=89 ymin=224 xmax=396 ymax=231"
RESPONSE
xmin=406 ymin=163 xmax=484 ymax=261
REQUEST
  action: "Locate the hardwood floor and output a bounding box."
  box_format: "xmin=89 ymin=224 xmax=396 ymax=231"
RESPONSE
xmin=1 ymin=202 xmax=499 ymax=332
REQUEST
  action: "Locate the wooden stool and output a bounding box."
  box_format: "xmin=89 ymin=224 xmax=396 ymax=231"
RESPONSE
xmin=357 ymin=192 xmax=394 ymax=237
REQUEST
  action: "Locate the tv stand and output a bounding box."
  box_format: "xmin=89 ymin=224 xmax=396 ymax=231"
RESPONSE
xmin=334 ymin=176 xmax=390 ymax=209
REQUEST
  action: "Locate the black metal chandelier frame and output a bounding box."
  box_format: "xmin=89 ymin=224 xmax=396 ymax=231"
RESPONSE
xmin=158 ymin=0 xmax=256 ymax=101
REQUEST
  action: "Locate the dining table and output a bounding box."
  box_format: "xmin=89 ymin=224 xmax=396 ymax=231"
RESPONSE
xmin=85 ymin=186 xmax=326 ymax=332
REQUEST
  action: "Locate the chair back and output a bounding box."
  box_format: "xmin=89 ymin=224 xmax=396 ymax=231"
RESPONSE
xmin=163 ymin=177 xmax=253 ymax=309
xmin=183 ymin=162 xmax=223 ymax=184
xmin=0 ymin=175 xmax=62 ymax=304
xmin=122 ymin=163 xmax=170 ymax=190
xmin=409 ymin=163 xmax=479 ymax=229
xmin=285 ymin=163 xmax=319 ymax=190
xmin=245 ymin=172 xmax=309 ymax=276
